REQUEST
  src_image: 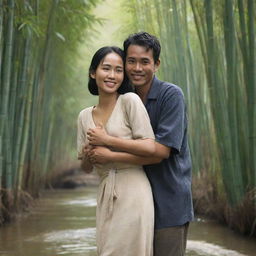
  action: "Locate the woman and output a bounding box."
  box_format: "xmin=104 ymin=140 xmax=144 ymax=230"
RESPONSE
xmin=77 ymin=46 xmax=155 ymax=256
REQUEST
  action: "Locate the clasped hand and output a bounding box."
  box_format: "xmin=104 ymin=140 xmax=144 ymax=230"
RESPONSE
xmin=83 ymin=145 xmax=113 ymax=164
xmin=84 ymin=125 xmax=113 ymax=164
xmin=87 ymin=124 xmax=110 ymax=146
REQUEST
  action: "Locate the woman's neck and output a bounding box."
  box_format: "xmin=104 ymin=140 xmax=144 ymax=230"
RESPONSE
xmin=92 ymin=92 xmax=119 ymax=126
xmin=97 ymin=92 xmax=119 ymax=109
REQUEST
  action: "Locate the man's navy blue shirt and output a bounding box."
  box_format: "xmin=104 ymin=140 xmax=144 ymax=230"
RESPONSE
xmin=144 ymin=76 xmax=194 ymax=229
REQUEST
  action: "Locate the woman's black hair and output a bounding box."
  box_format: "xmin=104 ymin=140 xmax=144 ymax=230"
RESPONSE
xmin=88 ymin=46 xmax=133 ymax=95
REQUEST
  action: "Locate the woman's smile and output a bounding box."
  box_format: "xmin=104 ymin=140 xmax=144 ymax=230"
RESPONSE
xmin=91 ymin=52 xmax=124 ymax=95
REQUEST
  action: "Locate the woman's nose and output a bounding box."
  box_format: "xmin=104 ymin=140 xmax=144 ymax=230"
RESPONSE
xmin=108 ymin=70 xmax=115 ymax=78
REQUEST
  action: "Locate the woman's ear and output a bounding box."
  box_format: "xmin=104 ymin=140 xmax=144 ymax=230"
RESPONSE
xmin=90 ymin=72 xmax=96 ymax=79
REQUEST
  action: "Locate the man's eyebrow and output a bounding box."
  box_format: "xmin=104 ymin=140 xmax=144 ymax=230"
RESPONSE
xmin=127 ymin=56 xmax=150 ymax=60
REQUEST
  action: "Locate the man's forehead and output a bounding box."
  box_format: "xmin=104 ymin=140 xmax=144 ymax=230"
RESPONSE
xmin=127 ymin=45 xmax=154 ymax=58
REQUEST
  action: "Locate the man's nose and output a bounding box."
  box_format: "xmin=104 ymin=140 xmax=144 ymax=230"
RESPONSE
xmin=135 ymin=63 xmax=142 ymax=71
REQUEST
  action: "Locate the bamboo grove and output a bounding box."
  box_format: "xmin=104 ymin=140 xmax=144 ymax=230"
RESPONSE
xmin=122 ymin=0 xmax=256 ymax=235
xmin=0 ymin=0 xmax=255 ymax=237
xmin=0 ymin=0 xmax=100 ymax=223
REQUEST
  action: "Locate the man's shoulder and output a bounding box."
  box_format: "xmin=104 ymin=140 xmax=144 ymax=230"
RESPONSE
xmin=155 ymin=78 xmax=184 ymax=98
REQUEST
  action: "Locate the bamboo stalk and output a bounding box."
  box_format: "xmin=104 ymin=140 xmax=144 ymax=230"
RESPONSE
xmin=0 ymin=0 xmax=3 ymax=219
xmin=0 ymin=0 xmax=15 ymax=207
xmin=190 ymin=0 xmax=208 ymax=78
xmin=0 ymin=0 xmax=14 ymax=134
xmin=247 ymin=0 xmax=256 ymax=188
xmin=15 ymin=31 xmax=33 ymax=202
xmin=0 ymin=0 xmax=3 ymax=95
xmin=224 ymin=0 xmax=245 ymax=200
xmin=29 ymin=0 xmax=59 ymax=193
xmin=237 ymin=0 xmax=249 ymax=84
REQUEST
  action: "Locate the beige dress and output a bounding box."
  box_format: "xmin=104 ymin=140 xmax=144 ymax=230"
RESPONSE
xmin=77 ymin=92 xmax=154 ymax=256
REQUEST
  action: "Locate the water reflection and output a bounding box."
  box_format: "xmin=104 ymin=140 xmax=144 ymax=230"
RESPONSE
xmin=0 ymin=187 xmax=255 ymax=256
xmin=188 ymin=216 xmax=256 ymax=256
xmin=44 ymin=228 xmax=96 ymax=255
xmin=187 ymin=240 xmax=248 ymax=256
xmin=58 ymin=198 xmax=97 ymax=207
xmin=0 ymin=187 xmax=97 ymax=256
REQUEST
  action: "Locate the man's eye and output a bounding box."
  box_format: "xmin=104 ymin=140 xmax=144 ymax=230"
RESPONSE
xmin=127 ymin=59 xmax=134 ymax=64
xmin=117 ymin=69 xmax=123 ymax=73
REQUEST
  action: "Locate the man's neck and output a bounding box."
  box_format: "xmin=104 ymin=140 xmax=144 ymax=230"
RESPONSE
xmin=135 ymin=81 xmax=153 ymax=104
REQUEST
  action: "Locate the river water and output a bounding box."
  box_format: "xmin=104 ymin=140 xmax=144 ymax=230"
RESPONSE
xmin=0 ymin=186 xmax=255 ymax=256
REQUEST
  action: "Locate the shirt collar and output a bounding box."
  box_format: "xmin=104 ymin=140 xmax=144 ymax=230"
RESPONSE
xmin=147 ymin=76 xmax=161 ymax=100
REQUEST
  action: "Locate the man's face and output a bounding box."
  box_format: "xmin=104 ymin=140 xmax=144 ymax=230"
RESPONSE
xmin=125 ymin=45 xmax=160 ymax=89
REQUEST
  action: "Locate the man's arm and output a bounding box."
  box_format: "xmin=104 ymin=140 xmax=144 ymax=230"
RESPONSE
xmin=87 ymin=126 xmax=155 ymax=156
xmin=88 ymin=141 xmax=171 ymax=165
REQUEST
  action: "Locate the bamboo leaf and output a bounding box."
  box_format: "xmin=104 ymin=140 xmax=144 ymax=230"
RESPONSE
xmin=55 ymin=31 xmax=65 ymax=42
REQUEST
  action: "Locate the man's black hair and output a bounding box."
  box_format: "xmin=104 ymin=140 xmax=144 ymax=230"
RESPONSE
xmin=123 ymin=31 xmax=161 ymax=63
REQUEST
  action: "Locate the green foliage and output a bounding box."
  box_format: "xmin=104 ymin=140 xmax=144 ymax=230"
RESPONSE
xmin=127 ymin=0 xmax=255 ymax=234
xmin=0 ymin=0 xmax=101 ymax=223
xmin=1 ymin=0 xmax=255 ymax=235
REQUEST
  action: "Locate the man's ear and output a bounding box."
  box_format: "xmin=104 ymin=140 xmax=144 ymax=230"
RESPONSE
xmin=90 ymin=72 xmax=96 ymax=79
xmin=154 ymin=59 xmax=160 ymax=73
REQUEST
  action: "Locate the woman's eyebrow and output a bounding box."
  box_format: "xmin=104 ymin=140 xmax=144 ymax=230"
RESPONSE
xmin=101 ymin=63 xmax=123 ymax=68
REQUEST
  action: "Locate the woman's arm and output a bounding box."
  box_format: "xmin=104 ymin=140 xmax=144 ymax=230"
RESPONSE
xmin=87 ymin=125 xmax=155 ymax=156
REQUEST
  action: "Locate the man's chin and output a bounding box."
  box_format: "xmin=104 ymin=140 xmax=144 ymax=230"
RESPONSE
xmin=130 ymin=80 xmax=145 ymax=87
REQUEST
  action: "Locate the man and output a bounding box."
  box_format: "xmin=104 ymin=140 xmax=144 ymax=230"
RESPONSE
xmin=88 ymin=32 xmax=194 ymax=256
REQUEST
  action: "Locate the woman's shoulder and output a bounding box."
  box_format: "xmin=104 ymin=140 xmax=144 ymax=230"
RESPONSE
xmin=120 ymin=92 xmax=141 ymax=104
xmin=78 ymin=106 xmax=93 ymax=120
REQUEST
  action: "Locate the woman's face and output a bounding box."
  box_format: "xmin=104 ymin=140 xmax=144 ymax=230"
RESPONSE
xmin=91 ymin=52 xmax=124 ymax=95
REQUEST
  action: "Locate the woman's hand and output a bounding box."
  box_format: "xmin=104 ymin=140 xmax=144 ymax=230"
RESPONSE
xmin=87 ymin=124 xmax=111 ymax=146
xmin=87 ymin=146 xmax=113 ymax=164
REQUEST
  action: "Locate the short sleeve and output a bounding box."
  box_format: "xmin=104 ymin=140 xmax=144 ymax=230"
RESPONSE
xmin=77 ymin=111 xmax=86 ymax=159
xmin=123 ymin=93 xmax=155 ymax=140
xmin=155 ymin=88 xmax=185 ymax=153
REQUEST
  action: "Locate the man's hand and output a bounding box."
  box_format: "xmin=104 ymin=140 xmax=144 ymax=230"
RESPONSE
xmin=83 ymin=144 xmax=93 ymax=157
xmin=80 ymin=145 xmax=94 ymax=173
xmin=87 ymin=124 xmax=111 ymax=146
xmin=88 ymin=146 xmax=113 ymax=164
